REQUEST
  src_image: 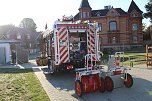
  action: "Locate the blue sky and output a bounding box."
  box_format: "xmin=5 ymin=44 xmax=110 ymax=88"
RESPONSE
xmin=0 ymin=0 xmax=149 ymax=31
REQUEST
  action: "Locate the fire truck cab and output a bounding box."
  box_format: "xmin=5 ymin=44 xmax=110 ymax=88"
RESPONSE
xmin=43 ymin=21 xmax=100 ymax=73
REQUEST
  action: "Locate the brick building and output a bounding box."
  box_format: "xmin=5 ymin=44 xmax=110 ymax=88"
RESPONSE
xmin=74 ymin=0 xmax=143 ymax=51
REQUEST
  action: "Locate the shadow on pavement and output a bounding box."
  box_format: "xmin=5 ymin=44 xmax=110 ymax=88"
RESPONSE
xmin=44 ymin=72 xmax=152 ymax=101
xmin=0 ymin=68 xmax=33 ymax=74
xmin=45 ymin=71 xmax=75 ymax=91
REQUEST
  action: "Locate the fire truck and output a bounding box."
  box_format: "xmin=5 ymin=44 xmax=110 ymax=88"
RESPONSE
xmin=41 ymin=20 xmax=101 ymax=73
xmin=40 ymin=20 xmax=133 ymax=97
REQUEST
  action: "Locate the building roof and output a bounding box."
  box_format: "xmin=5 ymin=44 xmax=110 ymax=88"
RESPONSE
xmin=79 ymin=0 xmax=91 ymax=9
xmin=74 ymin=8 xmax=127 ymax=20
xmin=0 ymin=25 xmax=39 ymax=42
xmin=115 ymin=8 xmax=128 ymax=15
xmin=74 ymin=0 xmax=141 ymax=21
xmin=73 ymin=13 xmax=80 ymax=20
xmin=128 ymin=0 xmax=142 ymax=13
xmin=91 ymin=9 xmax=109 ymax=17
xmin=0 ymin=40 xmax=20 ymax=43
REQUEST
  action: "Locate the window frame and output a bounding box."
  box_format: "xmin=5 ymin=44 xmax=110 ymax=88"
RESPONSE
xmin=98 ymin=23 xmax=102 ymax=32
xmin=109 ymin=21 xmax=117 ymax=31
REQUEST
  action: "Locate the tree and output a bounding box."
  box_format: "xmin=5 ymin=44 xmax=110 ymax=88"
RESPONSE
xmin=143 ymin=25 xmax=151 ymax=40
xmin=19 ymin=18 xmax=37 ymax=32
xmin=142 ymin=23 xmax=147 ymax=33
xmin=144 ymin=0 xmax=152 ymax=22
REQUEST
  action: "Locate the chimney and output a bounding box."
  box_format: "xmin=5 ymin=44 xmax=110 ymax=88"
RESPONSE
xmin=104 ymin=5 xmax=112 ymax=9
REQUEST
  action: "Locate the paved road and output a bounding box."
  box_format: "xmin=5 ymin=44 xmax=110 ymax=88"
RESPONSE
xmin=32 ymin=62 xmax=152 ymax=101
xmin=2 ymin=60 xmax=152 ymax=101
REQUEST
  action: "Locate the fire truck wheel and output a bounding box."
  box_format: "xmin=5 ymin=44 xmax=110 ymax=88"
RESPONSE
xmin=75 ymin=80 xmax=83 ymax=97
xmin=124 ymin=73 xmax=133 ymax=88
xmin=105 ymin=76 xmax=114 ymax=92
xmin=99 ymin=77 xmax=105 ymax=93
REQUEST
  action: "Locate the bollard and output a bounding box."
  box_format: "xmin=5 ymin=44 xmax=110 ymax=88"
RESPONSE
xmin=130 ymin=61 xmax=133 ymax=67
xmin=48 ymin=56 xmax=51 ymax=70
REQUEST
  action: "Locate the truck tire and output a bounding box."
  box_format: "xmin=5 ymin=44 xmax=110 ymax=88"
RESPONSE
xmin=99 ymin=77 xmax=105 ymax=93
xmin=124 ymin=73 xmax=133 ymax=88
xmin=105 ymin=76 xmax=114 ymax=92
xmin=75 ymin=80 xmax=83 ymax=97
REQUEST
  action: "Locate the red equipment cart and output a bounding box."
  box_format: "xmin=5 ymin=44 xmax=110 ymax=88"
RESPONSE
xmin=75 ymin=54 xmax=105 ymax=97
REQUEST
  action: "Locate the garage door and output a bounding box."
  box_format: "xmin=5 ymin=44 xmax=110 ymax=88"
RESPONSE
xmin=0 ymin=47 xmax=6 ymax=64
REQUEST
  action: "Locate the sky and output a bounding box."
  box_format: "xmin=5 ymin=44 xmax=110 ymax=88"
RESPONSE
xmin=0 ymin=0 xmax=150 ymax=31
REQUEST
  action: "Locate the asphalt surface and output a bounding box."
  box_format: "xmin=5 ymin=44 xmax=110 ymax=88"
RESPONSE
xmin=1 ymin=60 xmax=152 ymax=101
xmin=38 ymin=64 xmax=152 ymax=101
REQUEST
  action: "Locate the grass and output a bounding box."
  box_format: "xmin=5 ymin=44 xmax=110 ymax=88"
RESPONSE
xmin=101 ymin=53 xmax=146 ymax=66
xmin=122 ymin=53 xmax=146 ymax=66
xmin=0 ymin=68 xmax=50 ymax=101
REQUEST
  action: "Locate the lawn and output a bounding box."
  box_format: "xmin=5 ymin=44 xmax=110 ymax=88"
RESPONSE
xmin=0 ymin=68 xmax=50 ymax=101
xmin=123 ymin=53 xmax=146 ymax=66
xmin=102 ymin=52 xmax=146 ymax=66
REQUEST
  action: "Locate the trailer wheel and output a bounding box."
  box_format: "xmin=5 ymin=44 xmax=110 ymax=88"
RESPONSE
xmin=99 ymin=77 xmax=105 ymax=93
xmin=124 ymin=73 xmax=133 ymax=88
xmin=105 ymin=76 xmax=114 ymax=92
xmin=75 ymin=80 xmax=83 ymax=97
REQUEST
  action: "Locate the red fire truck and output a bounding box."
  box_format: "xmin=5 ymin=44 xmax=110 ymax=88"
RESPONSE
xmin=41 ymin=21 xmax=101 ymax=73
xmin=40 ymin=20 xmax=133 ymax=97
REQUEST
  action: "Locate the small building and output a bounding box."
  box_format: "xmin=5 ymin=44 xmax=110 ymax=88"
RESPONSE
xmin=0 ymin=39 xmax=29 ymax=65
xmin=0 ymin=40 xmax=19 ymax=64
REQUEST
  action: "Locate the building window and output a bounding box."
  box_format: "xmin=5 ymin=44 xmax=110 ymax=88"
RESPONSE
xmin=132 ymin=24 xmax=138 ymax=31
xmin=29 ymin=43 xmax=32 ymax=48
xmin=87 ymin=12 xmax=90 ymax=18
xmin=133 ymin=35 xmax=138 ymax=43
xmin=80 ymin=12 xmax=83 ymax=19
xmin=133 ymin=14 xmax=136 ymax=17
xmin=111 ymin=11 xmax=115 ymax=16
xmin=80 ymin=12 xmax=90 ymax=19
xmin=98 ymin=23 xmax=102 ymax=32
xmin=83 ymin=12 xmax=86 ymax=18
xmin=17 ymin=33 xmax=21 ymax=39
xmin=112 ymin=37 xmax=116 ymax=44
xmin=85 ymin=12 xmax=88 ymax=18
xmin=96 ymin=12 xmax=101 ymax=17
xmin=97 ymin=13 xmax=101 ymax=17
xmin=6 ymin=34 xmax=10 ymax=38
xmin=109 ymin=21 xmax=117 ymax=31
xmin=27 ymin=34 xmax=30 ymax=39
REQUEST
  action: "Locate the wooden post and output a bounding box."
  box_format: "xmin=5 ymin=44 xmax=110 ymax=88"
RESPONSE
xmin=146 ymin=45 xmax=148 ymax=67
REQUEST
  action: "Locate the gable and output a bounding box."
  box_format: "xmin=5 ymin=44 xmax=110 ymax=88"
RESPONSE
xmin=96 ymin=11 xmax=102 ymax=17
xmin=128 ymin=0 xmax=142 ymax=13
xmin=106 ymin=8 xmax=120 ymax=17
xmin=130 ymin=9 xmax=142 ymax=17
